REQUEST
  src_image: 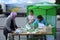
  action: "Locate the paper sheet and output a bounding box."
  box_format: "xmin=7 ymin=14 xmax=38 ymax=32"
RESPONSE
xmin=38 ymin=23 xmax=45 ymax=28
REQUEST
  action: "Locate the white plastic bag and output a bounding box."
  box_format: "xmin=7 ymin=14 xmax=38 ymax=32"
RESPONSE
xmin=15 ymin=29 xmax=22 ymax=34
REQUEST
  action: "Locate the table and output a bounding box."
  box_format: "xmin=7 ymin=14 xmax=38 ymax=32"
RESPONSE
xmin=9 ymin=31 xmax=52 ymax=40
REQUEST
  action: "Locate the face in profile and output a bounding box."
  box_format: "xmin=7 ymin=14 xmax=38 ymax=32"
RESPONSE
xmin=29 ymin=10 xmax=34 ymax=15
xmin=37 ymin=15 xmax=43 ymax=21
xmin=38 ymin=18 xmax=42 ymax=21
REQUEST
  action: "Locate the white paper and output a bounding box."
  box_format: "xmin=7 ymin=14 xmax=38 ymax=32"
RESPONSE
xmin=38 ymin=23 xmax=45 ymax=28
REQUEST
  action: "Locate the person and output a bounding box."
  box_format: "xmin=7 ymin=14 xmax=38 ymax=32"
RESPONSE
xmin=3 ymin=11 xmax=18 ymax=40
xmin=26 ymin=10 xmax=36 ymax=40
xmin=32 ymin=15 xmax=46 ymax=40
xmin=27 ymin=10 xmax=36 ymax=29
xmin=27 ymin=10 xmax=36 ymax=27
xmin=27 ymin=10 xmax=35 ymax=24
xmin=33 ymin=15 xmax=46 ymax=26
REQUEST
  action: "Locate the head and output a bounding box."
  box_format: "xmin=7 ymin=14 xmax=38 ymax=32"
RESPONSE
xmin=10 ymin=11 xmax=17 ymax=19
xmin=37 ymin=15 xmax=43 ymax=21
xmin=29 ymin=10 xmax=34 ymax=15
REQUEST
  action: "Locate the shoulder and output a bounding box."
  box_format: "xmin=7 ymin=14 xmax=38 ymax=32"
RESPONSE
xmin=34 ymin=19 xmax=38 ymax=23
xmin=6 ymin=16 xmax=11 ymax=21
xmin=43 ymin=19 xmax=46 ymax=21
xmin=35 ymin=19 xmax=39 ymax=21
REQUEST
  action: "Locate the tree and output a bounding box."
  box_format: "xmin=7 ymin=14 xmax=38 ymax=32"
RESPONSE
xmin=55 ymin=0 xmax=60 ymax=15
xmin=56 ymin=0 xmax=60 ymax=4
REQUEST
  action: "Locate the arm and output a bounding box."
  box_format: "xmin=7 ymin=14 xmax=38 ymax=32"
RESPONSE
xmin=5 ymin=16 xmax=12 ymax=32
xmin=32 ymin=19 xmax=38 ymax=26
xmin=43 ymin=19 xmax=46 ymax=25
xmin=14 ymin=20 xmax=18 ymax=29
xmin=32 ymin=19 xmax=38 ymax=29
xmin=26 ymin=16 xmax=32 ymax=24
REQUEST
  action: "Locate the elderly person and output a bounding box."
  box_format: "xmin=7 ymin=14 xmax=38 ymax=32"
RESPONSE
xmin=3 ymin=11 xmax=18 ymax=40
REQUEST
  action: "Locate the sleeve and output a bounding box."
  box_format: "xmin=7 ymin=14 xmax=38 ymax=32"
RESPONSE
xmin=15 ymin=24 xmax=18 ymax=29
xmin=5 ymin=16 xmax=12 ymax=32
xmin=34 ymin=16 xmax=36 ymax=20
xmin=43 ymin=19 xmax=46 ymax=25
xmin=32 ymin=19 xmax=38 ymax=27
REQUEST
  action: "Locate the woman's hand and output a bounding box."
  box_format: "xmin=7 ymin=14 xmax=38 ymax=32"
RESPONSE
xmin=28 ymin=20 xmax=34 ymax=24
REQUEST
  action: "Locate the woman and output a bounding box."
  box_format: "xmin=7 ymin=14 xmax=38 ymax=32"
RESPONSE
xmin=27 ymin=10 xmax=36 ymax=29
xmin=26 ymin=10 xmax=36 ymax=40
xmin=32 ymin=15 xmax=46 ymax=40
xmin=3 ymin=11 xmax=18 ymax=40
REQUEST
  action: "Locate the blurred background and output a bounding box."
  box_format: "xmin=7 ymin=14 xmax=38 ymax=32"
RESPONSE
xmin=0 ymin=0 xmax=60 ymax=40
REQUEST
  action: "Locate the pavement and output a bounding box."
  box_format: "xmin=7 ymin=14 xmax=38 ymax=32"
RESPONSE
xmin=0 ymin=17 xmax=60 ymax=40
